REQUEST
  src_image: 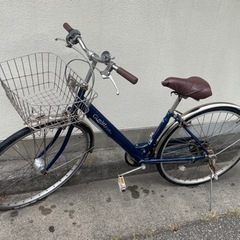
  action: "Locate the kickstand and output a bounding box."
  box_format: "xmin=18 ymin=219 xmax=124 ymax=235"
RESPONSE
xmin=208 ymin=151 xmax=218 ymax=212
xmin=209 ymin=172 xmax=213 ymax=212
xmin=208 ymin=166 xmax=218 ymax=212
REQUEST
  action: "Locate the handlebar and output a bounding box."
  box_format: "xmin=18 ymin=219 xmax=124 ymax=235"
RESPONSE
xmin=63 ymin=22 xmax=138 ymax=85
xmin=63 ymin=22 xmax=73 ymax=33
xmin=113 ymin=66 xmax=138 ymax=84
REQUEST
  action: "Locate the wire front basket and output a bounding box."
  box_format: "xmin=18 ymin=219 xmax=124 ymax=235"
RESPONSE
xmin=0 ymin=52 xmax=97 ymax=129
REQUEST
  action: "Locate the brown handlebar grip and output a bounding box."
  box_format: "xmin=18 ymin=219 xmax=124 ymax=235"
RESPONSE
xmin=116 ymin=67 xmax=138 ymax=84
xmin=63 ymin=22 xmax=73 ymax=33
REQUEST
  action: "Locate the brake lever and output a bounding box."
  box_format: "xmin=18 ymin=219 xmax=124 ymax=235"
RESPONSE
xmin=101 ymin=74 xmax=120 ymax=95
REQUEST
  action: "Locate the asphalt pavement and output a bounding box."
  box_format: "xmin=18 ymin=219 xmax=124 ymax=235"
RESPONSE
xmin=1 ymin=147 xmax=240 ymax=239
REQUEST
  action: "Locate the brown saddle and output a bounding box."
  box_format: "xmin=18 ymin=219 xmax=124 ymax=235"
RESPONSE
xmin=162 ymin=76 xmax=212 ymax=100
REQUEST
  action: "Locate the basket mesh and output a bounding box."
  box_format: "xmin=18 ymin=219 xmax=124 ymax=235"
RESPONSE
xmin=0 ymin=52 xmax=97 ymax=128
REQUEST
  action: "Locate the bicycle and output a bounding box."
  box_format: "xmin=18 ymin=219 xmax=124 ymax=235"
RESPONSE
xmin=0 ymin=23 xmax=240 ymax=210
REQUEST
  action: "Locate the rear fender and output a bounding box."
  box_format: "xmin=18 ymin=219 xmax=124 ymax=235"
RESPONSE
xmin=154 ymin=102 xmax=240 ymax=157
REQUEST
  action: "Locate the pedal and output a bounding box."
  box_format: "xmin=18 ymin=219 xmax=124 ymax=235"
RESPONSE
xmin=117 ymin=164 xmax=146 ymax=192
xmin=118 ymin=175 xmax=126 ymax=192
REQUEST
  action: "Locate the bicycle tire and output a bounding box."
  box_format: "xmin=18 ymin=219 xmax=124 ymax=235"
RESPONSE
xmin=156 ymin=105 xmax=240 ymax=185
xmin=0 ymin=121 xmax=93 ymax=210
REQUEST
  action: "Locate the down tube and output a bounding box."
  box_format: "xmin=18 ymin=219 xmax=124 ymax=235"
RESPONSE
xmin=86 ymin=104 xmax=143 ymax=160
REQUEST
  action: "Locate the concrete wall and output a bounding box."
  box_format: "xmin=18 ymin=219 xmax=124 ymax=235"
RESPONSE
xmin=0 ymin=0 xmax=240 ymax=140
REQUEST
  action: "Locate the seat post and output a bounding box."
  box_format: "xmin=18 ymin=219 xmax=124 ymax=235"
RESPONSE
xmin=169 ymin=95 xmax=182 ymax=113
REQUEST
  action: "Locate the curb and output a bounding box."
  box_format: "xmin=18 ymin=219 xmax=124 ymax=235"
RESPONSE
xmin=1 ymin=127 xmax=157 ymax=195
xmin=66 ymin=126 xmax=157 ymax=185
xmin=67 ymin=147 xmax=157 ymax=186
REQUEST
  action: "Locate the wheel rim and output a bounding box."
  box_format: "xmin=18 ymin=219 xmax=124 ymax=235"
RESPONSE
xmin=159 ymin=108 xmax=240 ymax=185
xmin=0 ymin=125 xmax=90 ymax=209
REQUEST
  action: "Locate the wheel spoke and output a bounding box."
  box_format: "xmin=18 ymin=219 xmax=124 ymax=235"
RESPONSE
xmin=0 ymin=123 xmax=92 ymax=210
xmin=157 ymin=107 xmax=240 ymax=185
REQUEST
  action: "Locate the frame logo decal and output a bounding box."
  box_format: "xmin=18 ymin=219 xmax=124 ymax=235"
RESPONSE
xmin=93 ymin=114 xmax=112 ymax=134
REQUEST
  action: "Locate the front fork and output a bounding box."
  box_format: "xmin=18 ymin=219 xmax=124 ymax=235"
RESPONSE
xmin=33 ymin=125 xmax=74 ymax=174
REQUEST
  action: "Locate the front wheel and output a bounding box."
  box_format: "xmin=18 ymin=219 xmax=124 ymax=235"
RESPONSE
xmin=0 ymin=122 xmax=93 ymax=210
xmin=156 ymin=105 xmax=240 ymax=185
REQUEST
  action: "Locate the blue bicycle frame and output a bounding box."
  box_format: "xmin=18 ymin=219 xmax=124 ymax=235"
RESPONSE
xmin=85 ymin=102 xmax=207 ymax=164
xmin=86 ymin=103 xmax=169 ymax=160
xmin=43 ymin=63 xmax=208 ymax=171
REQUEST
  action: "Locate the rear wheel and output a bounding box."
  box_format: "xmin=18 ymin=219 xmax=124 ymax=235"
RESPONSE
xmin=156 ymin=106 xmax=240 ymax=185
xmin=0 ymin=122 xmax=93 ymax=210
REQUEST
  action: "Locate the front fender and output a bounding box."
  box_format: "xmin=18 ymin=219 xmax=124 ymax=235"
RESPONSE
xmin=77 ymin=120 xmax=94 ymax=152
